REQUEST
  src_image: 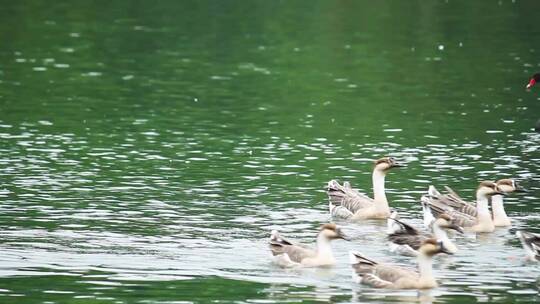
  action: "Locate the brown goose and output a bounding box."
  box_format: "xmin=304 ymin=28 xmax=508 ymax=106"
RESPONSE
xmin=269 ymin=223 xmax=347 ymax=267
xmin=350 ymin=239 xmax=452 ymax=289
xmin=422 ymin=181 xmax=503 ymax=233
xmin=327 ymin=157 xmax=404 ymax=220
xmin=427 ymin=179 xmax=524 ymax=227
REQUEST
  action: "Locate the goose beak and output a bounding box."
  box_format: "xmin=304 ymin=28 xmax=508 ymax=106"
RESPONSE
xmin=526 ymin=78 xmax=536 ymax=89
xmin=493 ymin=187 xmax=506 ymax=196
xmin=448 ymin=224 xmax=464 ymax=234
xmin=439 ymin=243 xmax=454 ymax=255
xmin=391 ymin=162 xmax=406 ymax=168
xmin=514 ymin=184 xmax=527 ymax=193
xmin=337 ymin=229 xmax=349 ymax=241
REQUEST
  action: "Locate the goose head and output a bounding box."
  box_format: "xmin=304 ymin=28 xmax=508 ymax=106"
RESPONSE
xmin=476 ymin=181 xmax=503 ymax=198
xmin=526 ymin=73 xmax=540 ymax=89
xmin=434 ymin=214 xmax=464 ymax=234
xmin=418 ymin=238 xmax=453 ymax=257
xmin=373 ymin=157 xmax=405 ymax=173
xmin=496 ymin=179 xmax=526 ymax=194
xmin=319 ymin=223 xmax=348 ymax=240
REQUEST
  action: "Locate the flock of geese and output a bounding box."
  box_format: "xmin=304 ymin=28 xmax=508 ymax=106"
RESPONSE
xmin=268 ymin=157 xmax=539 ymax=289
xmin=266 ymin=74 xmax=540 ymax=289
xmin=268 ymin=74 xmax=540 ymax=290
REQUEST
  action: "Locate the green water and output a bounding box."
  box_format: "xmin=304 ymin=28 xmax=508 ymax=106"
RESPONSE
xmin=1 ymin=0 xmax=539 ymax=303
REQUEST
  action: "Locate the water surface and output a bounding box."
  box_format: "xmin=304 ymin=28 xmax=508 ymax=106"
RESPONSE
xmin=0 ymin=1 xmax=539 ymax=303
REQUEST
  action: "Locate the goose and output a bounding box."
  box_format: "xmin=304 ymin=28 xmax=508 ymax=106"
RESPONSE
xmin=516 ymin=231 xmax=540 ymax=261
xmin=349 ymin=238 xmax=452 ymax=289
xmin=387 ymin=214 xmax=463 ymax=256
xmin=526 ymin=73 xmax=540 ymax=89
xmin=327 ymin=157 xmax=404 ymax=220
xmin=269 ymin=223 xmax=347 ymax=267
xmin=425 ymin=179 xmax=524 ymax=227
xmin=421 ymin=181 xmax=503 ymax=233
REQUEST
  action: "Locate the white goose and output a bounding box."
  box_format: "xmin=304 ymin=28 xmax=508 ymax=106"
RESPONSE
xmin=422 ymin=181 xmax=503 ymax=233
xmin=269 ymin=223 xmax=347 ymax=267
xmin=327 ymin=157 xmax=404 ymax=220
xmin=350 ymin=239 xmax=452 ymax=289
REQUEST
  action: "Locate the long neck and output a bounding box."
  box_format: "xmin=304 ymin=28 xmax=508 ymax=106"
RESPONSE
xmin=432 ymin=224 xmax=449 ymax=243
xmin=417 ymin=254 xmax=434 ymax=281
xmin=315 ymin=234 xmax=334 ymax=259
xmin=372 ymin=169 xmax=388 ymax=205
xmin=476 ymin=194 xmax=493 ymax=223
xmin=491 ymin=195 xmax=509 ymax=222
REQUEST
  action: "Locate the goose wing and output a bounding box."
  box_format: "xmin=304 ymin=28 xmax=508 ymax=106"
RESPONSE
xmin=350 ymin=251 xmax=417 ymax=287
xmin=362 ymin=273 xmax=394 ymax=288
xmin=271 ymin=244 xmax=316 ymax=263
xmin=516 ymin=231 xmax=540 ymax=260
xmin=443 ymin=186 xmax=477 ymax=217
xmin=422 ymin=193 xmax=476 ymax=228
xmin=431 ymin=205 xmax=477 ymax=228
xmin=350 ymin=251 xmax=378 ymax=275
xmin=269 ymin=231 xmax=316 ymax=263
xmin=388 ymin=218 xmax=421 ymax=235
xmin=387 ymin=217 xmax=428 ymax=250
xmin=388 ymin=232 xmax=428 ymax=251
xmin=327 ymin=180 xmax=373 ymax=217
xmin=373 ymin=264 xmax=418 ymax=284
xmin=329 ymin=204 xmax=354 ymax=219
xmin=443 ymin=209 xmax=476 ymax=228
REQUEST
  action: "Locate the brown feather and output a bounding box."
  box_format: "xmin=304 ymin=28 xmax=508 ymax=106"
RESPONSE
xmin=326 ymin=180 xmax=374 ymax=215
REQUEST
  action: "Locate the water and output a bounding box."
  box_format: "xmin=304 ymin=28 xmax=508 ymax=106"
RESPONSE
xmin=0 ymin=0 xmax=539 ymax=303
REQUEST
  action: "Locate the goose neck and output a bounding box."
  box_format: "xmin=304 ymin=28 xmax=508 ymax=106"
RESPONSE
xmin=491 ymin=195 xmax=509 ymax=223
xmin=372 ymin=169 xmax=388 ymax=204
xmin=475 ymin=195 xmax=490 ymax=216
xmin=315 ymin=234 xmax=334 ymax=259
xmin=417 ymin=254 xmax=434 ymax=282
xmin=432 ymin=224 xmax=450 ymax=242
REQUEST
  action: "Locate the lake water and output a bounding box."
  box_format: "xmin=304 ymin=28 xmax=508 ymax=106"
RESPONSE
xmin=0 ymin=1 xmax=539 ymax=303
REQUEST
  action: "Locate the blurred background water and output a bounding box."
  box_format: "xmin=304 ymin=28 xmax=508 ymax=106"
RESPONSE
xmin=0 ymin=0 xmax=539 ymax=303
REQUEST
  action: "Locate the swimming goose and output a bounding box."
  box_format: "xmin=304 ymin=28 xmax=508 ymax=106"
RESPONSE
xmin=491 ymin=179 xmax=525 ymax=227
xmin=327 ymin=157 xmax=404 ymax=220
xmin=427 ymin=179 xmax=524 ymax=227
xmin=421 ymin=181 xmax=503 ymax=233
xmin=350 ymin=239 xmax=452 ymax=289
xmin=269 ymin=223 xmax=347 ymax=267
xmin=516 ymin=231 xmax=540 ymax=261
xmin=387 ymin=214 xmax=463 ymax=256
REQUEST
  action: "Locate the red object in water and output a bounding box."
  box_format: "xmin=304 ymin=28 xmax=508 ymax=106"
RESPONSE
xmin=526 ymin=73 xmax=540 ymax=89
